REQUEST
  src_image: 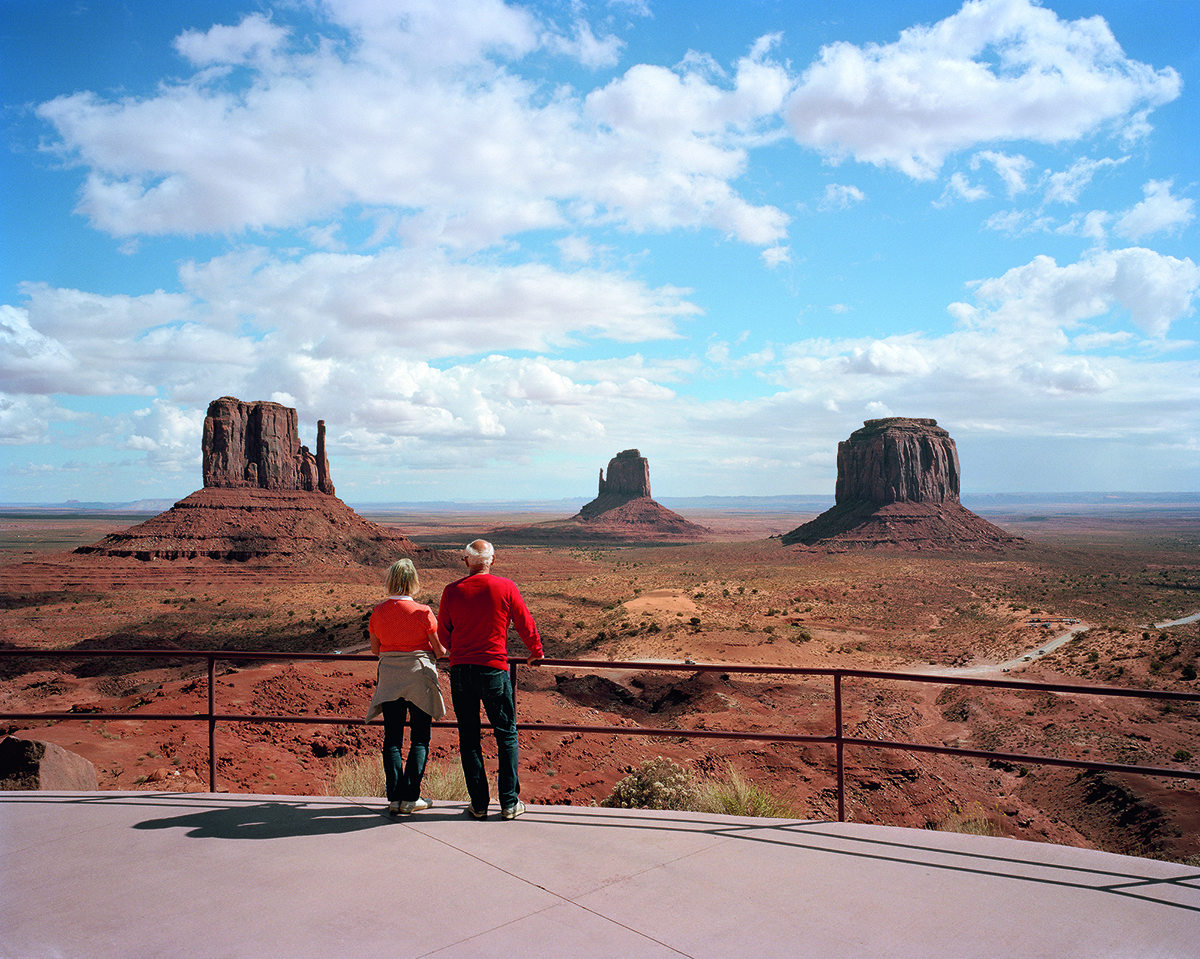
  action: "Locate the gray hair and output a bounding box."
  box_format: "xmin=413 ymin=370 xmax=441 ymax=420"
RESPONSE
xmin=464 ymin=539 xmax=494 ymax=566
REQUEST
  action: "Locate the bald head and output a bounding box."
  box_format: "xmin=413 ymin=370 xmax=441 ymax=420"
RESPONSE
xmin=464 ymin=539 xmax=494 ymax=572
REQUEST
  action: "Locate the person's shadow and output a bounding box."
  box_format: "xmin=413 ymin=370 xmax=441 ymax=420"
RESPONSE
xmin=133 ymin=798 xmax=391 ymax=839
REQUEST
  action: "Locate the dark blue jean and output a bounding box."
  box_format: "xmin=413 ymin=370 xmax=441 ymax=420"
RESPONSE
xmin=450 ymin=664 xmax=519 ymax=811
xmin=381 ymin=698 xmax=432 ymax=803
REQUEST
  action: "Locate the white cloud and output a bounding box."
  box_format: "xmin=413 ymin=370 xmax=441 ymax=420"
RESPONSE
xmin=174 ymin=13 xmax=289 ymax=67
xmin=844 ymin=337 xmax=935 ymax=376
xmin=818 ymin=183 xmax=866 ymax=210
xmin=761 ymin=246 xmax=791 ymax=268
xmin=544 ymin=18 xmax=624 ymax=69
xmin=1041 ymin=156 xmax=1127 ymax=205
xmin=971 ymin=151 xmax=1033 ymax=196
xmin=0 ymin=394 xmax=77 ymax=446
xmin=784 ymin=0 xmax=1180 ymax=179
xmin=4 ymin=246 xmax=701 ymax=463
xmin=177 ymin=247 xmax=699 ymax=357
xmin=958 ymin=248 xmax=1200 ymax=339
xmin=983 ymin=209 xmax=1055 ymax=237
xmin=1114 ymin=179 xmax=1195 ymax=240
xmin=36 ymin=4 xmax=791 ymax=249
xmin=937 ymin=171 xmax=989 ymax=205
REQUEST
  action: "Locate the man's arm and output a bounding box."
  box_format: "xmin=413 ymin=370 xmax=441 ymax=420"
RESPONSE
xmin=508 ymin=582 xmax=543 ymax=662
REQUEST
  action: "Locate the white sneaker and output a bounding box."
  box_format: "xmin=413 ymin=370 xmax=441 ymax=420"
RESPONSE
xmin=501 ymin=801 xmax=526 ymax=820
xmin=398 ymin=797 xmax=433 ymax=814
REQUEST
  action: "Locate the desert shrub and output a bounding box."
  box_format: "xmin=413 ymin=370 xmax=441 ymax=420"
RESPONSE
xmin=601 ymin=758 xmax=799 ymax=818
xmin=934 ymin=803 xmax=1005 ymax=838
xmin=601 ymin=757 xmax=700 ymax=810
xmin=1173 ymin=750 xmax=1193 ymax=762
xmin=694 ymin=764 xmax=801 ymax=819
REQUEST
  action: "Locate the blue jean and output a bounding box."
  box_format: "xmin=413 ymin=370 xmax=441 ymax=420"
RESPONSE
xmin=450 ymin=664 xmax=519 ymax=811
xmin=381 ymin=698 xmax=432 ymax=802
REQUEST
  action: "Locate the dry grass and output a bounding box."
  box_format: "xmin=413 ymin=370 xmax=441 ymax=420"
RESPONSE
xmin=327 ymin=753 xmax=491 ymax=802
xmin=694 ymin=763 xmax=804 ymax=819
xmin=935 ymin=803 xmax=1006 ymax=838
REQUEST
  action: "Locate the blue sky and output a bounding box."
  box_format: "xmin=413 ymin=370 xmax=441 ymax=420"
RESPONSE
xmin=2 ymin=0 xmax=1197 ymax=503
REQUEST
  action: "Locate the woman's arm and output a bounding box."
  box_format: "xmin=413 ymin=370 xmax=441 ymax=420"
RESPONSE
xmin=369 ymin=629 xmax=381 ymax=656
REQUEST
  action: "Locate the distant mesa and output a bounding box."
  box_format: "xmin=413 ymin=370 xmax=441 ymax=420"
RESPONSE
xmin=77 ymin=397 xmax=445 ymax=566
xmin=580 ymin=448 xmax=652 ymax=517
xmin=781 ymin=418 xmax=1019 ymax=550
xmin=489 ymin=449 xmax=711 ymax=544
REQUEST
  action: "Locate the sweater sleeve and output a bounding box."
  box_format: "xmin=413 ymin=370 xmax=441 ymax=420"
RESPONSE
xmin=508 ymin=583 xmax=542 ymax=658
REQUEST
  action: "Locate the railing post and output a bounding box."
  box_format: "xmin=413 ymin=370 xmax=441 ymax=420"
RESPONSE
xmin=208 ymin=655 xmax=217 ymax=793
xmin=834 ymin=671 xmax=845 ymax=823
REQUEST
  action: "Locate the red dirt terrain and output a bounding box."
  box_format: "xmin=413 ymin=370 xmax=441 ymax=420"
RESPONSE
xmin=1 ymin=503 xmax=1198 ymax=863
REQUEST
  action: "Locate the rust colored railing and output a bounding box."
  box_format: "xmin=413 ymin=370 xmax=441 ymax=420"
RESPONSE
xmin=2 ymin=647 xmax=1198 ymax=821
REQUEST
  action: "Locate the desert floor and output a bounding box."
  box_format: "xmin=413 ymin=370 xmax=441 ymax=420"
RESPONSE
xmin=1 ymin=501 xmax=1198 ymax=862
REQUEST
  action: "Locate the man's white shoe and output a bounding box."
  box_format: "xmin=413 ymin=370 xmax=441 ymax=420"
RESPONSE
xmin=501 ymin=801 xmax=525 ymax=820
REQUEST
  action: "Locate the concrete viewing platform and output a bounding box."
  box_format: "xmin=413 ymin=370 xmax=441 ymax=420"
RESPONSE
xmin=3 ymin=791 xmax=1198 ymax=958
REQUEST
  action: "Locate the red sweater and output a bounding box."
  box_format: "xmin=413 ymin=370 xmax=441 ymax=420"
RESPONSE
xmin=437 ymin=573 xmax=542 ymax=671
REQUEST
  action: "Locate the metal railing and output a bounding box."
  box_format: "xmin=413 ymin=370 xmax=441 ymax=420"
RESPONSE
xmin=3 ymin=646 xmax=1199 ymax=821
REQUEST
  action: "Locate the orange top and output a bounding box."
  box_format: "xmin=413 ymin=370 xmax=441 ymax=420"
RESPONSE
xmin=369 ymin=597 xmax=438 ymax=653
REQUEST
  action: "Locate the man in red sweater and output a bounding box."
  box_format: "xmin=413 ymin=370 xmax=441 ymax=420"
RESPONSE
xmin=437 ymin=539 xmax=542 ymax=819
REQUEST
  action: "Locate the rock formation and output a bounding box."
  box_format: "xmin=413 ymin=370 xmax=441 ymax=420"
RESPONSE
xmin=579 ymin=449 xmax=654 ymax=520
xmin=782 ymin=418 xmax=1018 ymax=550
xmin=835 ymin=418 xmax=959 ymax=505
xmin=488 ymin=449 xmax=710 ymax=543
xmin=0 ymin=736 xmax=98 ymax=791
xmin=203 ymin=396 xmax=333 ymax=494
xmin=77 ymin=397 xmax=448 ymax=566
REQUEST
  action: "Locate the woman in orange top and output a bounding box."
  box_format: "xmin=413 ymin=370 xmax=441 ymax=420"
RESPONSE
xmin=365 ymin=558 xmax=446 ymax=815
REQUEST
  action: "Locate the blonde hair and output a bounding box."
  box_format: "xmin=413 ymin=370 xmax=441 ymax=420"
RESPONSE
xmin=385 ymin=558 xmax=419 ymax=596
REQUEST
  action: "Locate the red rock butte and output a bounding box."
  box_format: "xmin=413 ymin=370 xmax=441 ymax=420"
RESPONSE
xmin=782 ymin=418 xmax=1019 ymax=550
xmin=489 ymin=449 xmax=711 ymax=543
xmin=76 ymin=397 xmax=446 ymax=566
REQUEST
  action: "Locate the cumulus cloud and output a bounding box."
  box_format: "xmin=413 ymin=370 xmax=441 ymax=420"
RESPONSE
xmin=785 ymin=0 xmax=1180 ymax=179
xmin=2 ymin=244 xmax=703 ymax=474
xmin=36 ymin=2 xmax=791 ymax=249
xmin=178 ymin=247 xmax=700 ymax=357
xmin=174 ymin=13 xmax=289 ymax=67
xmin=1114 ymin=179 xmax=1195 ymax=240
xmin=955 ymin=248 xmax=1200 ymax=339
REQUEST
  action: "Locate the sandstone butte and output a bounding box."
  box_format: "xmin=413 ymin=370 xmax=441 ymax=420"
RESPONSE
xmin=75 ymin=396 xmax=446 ymax=567
xmin=488 ymin=449 xmax=712 ymax=544
xmin=781 ymin=417 xmax=1020 ymax=550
